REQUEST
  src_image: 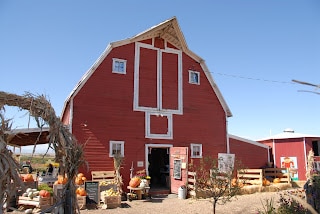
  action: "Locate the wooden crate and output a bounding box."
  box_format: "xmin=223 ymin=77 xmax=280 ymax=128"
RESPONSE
xmin=264 ymin=168 xmax=291 ymax=183
xmin=237 ymin=169 xmax=263 ymax=186
xmin=23 ymin=181 xmax=38 ymax=189
xmin=53 ymin=184 xmax=64 ymax=202
xmin=18 ymin=196 xmax=51 ymax=209
xmin=77 ymin=195 xmax=86 ymax=210
xmin=101 ymin=195 xmax=121 ymax=209
xmin=91 ymin=171 xmax=115 ymax=182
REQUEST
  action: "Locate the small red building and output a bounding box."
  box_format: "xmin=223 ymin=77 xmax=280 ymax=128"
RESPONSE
xmin=61 ymin=17 xmax=269 ymax=193
xmin=258 ymin=128 xmax=320 ymax=181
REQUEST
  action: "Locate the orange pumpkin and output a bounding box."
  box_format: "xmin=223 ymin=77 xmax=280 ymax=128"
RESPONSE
xmin=24 ymin=174 xmax=34 ymax=182
xmin=129 ymin=177 xmax=141 ymax=188
xmin=77 ymin=173 xmax=84 ymax=179
xmin=58 ymin=175 xmax=68 ymax=184
xmin=39 ymin=190 xmax=50 ymax=198
xmin=273 ymin=178 xmax=280 ymax=183
xmin=54 ymin=180 xmax=59 ymax=185
xmin=75 ymin=173 xmax=87 ymax=185
xmin=76 ymin=187 xmax=86 ymax=196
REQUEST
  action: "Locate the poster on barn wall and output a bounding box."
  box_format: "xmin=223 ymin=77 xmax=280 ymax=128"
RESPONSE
xmin=280 ymin=156 xmax=298 ymax=180
xmin=218 ymin=153 xmax=235 ymax=174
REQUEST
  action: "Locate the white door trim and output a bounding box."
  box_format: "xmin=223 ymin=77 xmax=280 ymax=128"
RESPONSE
xmin=145 ymin=144 xmax=173 ymax=176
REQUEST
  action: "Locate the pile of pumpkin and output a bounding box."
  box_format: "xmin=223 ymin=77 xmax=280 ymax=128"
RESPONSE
xmin=53 ymin=175 xmax=68 ymax=185
xmin=21 ymin=174 xmax=35 ymax=182
xmin=75 ymin=173 xmax=87 ymax=185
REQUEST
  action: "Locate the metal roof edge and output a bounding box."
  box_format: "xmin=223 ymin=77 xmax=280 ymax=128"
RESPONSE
xmin=229 ymin=134 xmax=269 ymax=149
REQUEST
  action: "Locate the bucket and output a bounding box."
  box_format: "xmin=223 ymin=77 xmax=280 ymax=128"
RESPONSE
xmin=178 ymin=186 xmax=186 ymax=199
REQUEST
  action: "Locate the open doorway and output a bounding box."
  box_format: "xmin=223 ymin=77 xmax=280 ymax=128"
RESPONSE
xmin=147 ymin=147 xmax=170 ymax=189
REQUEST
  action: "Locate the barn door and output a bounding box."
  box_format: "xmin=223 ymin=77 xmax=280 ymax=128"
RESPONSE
xmin=169 ymin=147 xmax=188 ymax=194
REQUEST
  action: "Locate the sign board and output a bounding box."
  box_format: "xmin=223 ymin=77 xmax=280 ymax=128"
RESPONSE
xmin=218 ymin=153 xmax=235 ymax=174
xmin=85 ymin=181 xmax=100 ymax=204
xmin=173 ymin=159 xmax=182 ymax=179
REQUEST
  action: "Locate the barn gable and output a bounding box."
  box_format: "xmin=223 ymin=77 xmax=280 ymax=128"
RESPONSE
xmin=61 ymin=17 xmax=232 ymax=124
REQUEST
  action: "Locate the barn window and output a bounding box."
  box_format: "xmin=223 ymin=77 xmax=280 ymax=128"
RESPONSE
xmin=188 ymin=70 xmax=200 ymax=85
xmin=112 ymin=58 xmax=127 ymax=74
xmin=190 ymin=144 xmax=202 ymax=158
xmin=109 ymin=141 xmax=125 ymax=157
xmin=312 ymin=141 xmax=320 ymax=156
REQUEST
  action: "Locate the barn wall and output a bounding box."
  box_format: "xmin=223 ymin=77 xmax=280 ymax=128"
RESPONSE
xmin=274 ymin=138 xmax=306 ymax=180
xmin=229 ymin=137 xmax=269 ymax=169
xmin=71 ymin=40 xmax=228 ymax=187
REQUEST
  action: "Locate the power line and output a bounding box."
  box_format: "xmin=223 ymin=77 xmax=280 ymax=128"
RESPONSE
xmin=210 ymin=71 xmax=295 ymax=85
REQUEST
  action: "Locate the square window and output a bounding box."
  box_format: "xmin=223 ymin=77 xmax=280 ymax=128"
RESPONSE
xmin=191 ymin=143 xmax=202 ymax=158
xmin=112 ymin=58 xmax=127 ymax=74
xmin=188 ymin=70 xmax=200 ymax=85
xmin=109 ymin=141 xmax=125 ymax=157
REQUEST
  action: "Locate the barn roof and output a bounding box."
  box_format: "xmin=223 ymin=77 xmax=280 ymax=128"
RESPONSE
xmin=61 ymin=16 xmax=232 ymax=118
xmin=257 ymin=128 xmax=320 ymax=141
xmin=5 ymin=127 xmax=50 ymax=147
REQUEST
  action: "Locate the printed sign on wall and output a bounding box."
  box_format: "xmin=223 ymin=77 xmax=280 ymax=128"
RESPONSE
xmin=280 ymin=156 xmax=298 ymax=180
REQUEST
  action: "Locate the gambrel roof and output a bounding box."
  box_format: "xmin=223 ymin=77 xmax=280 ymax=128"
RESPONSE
xmin=62 ymin=17 xmax=232 ymax=117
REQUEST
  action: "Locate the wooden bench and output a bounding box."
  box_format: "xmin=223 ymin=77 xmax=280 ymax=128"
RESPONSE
xmin=91 ymin=171 xmax=115 ymax=182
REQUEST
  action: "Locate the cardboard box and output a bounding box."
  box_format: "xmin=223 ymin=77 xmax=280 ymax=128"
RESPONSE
xmin=102 ymin=195 xmax=121 ymax=209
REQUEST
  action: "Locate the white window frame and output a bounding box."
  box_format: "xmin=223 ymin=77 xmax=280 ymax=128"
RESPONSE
xmin=190 ymin=143 xmax=202 ymax=158
xmin=109 ymin=140 xmax=125 ymax=157
xmin=112 ymin=58 xmax=127 ymax=74
xmin=188 ymin=70 xmax=200 ymax=85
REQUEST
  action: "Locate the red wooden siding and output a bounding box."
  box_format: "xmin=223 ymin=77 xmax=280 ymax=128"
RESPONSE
xmin=150 ymin=114 xmax=168 ymax=134
xmin=68 ymin=40 xmax=228 ymax=186
xmin=138 ymin=47 xmax=158 ymax=108
xmin=273 ymin=138 xmax=306 ymax=180
xmin=229 ymin=137 xmax=269 ymax=169
xmin=162 ymin=52 xmax=178 ymax=110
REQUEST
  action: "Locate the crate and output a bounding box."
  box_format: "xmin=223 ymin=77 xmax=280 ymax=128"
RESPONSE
xmin=18 ymin=196 xmax=51 ymax=210
xmin=77 ymin=195 xmax=86 ymax=210
xmin=91 ymin=171 xmax=115 ymax=182
xmin=53 ymin=184 xmax=64 ymax=202
xmin=23 ymin=181 xmax=38 ymax=189
xmin=101 ymin=195 xmax=121 ymax=209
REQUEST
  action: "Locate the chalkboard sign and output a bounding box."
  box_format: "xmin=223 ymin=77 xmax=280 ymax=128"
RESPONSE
xmin=173 ymin=159 xmax=182 ymax=179
xmin=85 ymin=181 xmax=100 ymax=204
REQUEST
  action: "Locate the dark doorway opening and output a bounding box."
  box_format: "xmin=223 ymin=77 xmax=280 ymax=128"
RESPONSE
xmin=148 ymin=148 xmax=169 ymax=189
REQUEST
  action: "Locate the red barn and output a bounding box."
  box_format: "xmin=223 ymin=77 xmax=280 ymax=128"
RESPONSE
xmin=258 ymin=128 xmax=320 ymax=181
xmin=61 ymin=17 xmax=269 ymax=193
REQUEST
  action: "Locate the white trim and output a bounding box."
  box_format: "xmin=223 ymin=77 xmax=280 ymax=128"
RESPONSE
xmin=133 ymin=42 xmax=183 ymax=115
xmin=228 ymin=134 xmax=269 ymax=149
xmin=303 ymin=137 xmax=307 ymax=173
xmin=188 ymin=70 xmax=200 ymax=85
xmin=145 ymin=144 xmax=173 ymax=176
xmin=190 ymin=143 xmax=202 ymax=158
xmin=112 ymin=58 xmax=127 ymax=74
xmin=145 ymin=112 xmax=173 ymax=139
xmin=109 ymin=140 xmax=125 ymax=157
xmin=226 ymin=117 xmax=230 ymax=153
xmin=69 ymin=98 xmax=73 ymax=133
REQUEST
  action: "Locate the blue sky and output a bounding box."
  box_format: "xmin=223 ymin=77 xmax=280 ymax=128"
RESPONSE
xmin=1 ymin=1 xmax=320 ymax=153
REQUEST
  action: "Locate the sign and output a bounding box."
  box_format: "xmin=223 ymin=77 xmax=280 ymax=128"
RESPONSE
xmin=218 ymin=153 xmax=235 ymax=174
xmin=173 ymin=159 xmax=182 ymax=179
xmin=85 ymin=181 xmax=100 ymax=204
xmin=280 ymin=156 xmax=298 ymax=180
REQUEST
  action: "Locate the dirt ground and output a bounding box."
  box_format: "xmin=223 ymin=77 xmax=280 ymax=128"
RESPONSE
xmin=81 ymin=191 xmax=281 ymax=214
xmin=6 ymin=190 xmax=294 ymax=214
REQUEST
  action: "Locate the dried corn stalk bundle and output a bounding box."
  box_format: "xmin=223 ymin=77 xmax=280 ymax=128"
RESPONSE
xmin=0 ymin=114 xmax=25 ymax=213
xmin=113 ymin=154 xmax=123 ymax=194
xmin=0 ymin=91 xmax=85 ymax=214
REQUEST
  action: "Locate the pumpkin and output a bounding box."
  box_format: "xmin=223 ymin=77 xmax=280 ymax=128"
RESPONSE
xmin=24 ymin=174 xmax=34 ymax=182
xmin=57 ymin=175 xmax=68 ymax=184
xmin=263 ymin=178 xmax=271 ymax=186
xmin=39 ymin=190 xmax=50 ymax=198
xmin=129 ymin=177 xmax=141 ymax=188
xmin=76 ymin=187 xmax=86 ymax=196
xmin=75 ymin=173 xmax=87 ymax=185
xmin=54 ymin=180 xmax=59 ymax=185
xmin=273 ymin=178 xmax=280 ymax=183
